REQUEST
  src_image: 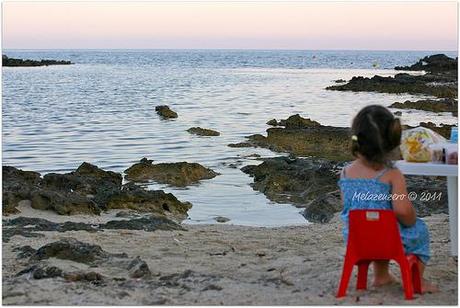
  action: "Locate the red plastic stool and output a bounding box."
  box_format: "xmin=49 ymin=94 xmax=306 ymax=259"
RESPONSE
xmin=336 ymin=210 xmax=422 ymax=300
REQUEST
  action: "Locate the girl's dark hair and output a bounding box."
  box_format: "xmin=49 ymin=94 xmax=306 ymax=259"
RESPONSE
xmin=351 ymin=105 xmax=402 ymax=165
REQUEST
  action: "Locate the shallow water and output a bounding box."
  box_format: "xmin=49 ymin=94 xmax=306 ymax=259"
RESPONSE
xmin=3 ymin=50 xmax=457 ymax=226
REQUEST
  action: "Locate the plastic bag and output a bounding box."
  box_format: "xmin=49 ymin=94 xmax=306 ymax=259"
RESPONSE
xmin=400 ymin=127 xmax=447 ymax=162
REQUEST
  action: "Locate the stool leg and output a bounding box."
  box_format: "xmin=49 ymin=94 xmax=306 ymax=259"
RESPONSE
xmin=337 ymin=257 xmax=355 ymax=298
xmin=411 ymin=259 xmax=422 ymax=294
xmin=399 ymin=260 xmax=414 ymax=300
xmin=356 ymin=261 xmax=370 ymax=290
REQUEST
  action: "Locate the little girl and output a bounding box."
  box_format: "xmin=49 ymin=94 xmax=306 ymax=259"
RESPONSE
xmin=338 ymin=105 xmax=437 ymax=293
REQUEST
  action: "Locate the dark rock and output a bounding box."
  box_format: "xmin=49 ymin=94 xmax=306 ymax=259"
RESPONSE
xmin=334 ymin=79 xmax=347 ymax=83
xmin=214 ymin=216 xmax=230 ymax=223
xmin=30 ymin=189 xmax=100 ymax=215
xmin=3 ymin=166 xmax=41 ymax=215
xmin=41 ymin=162 xmax=122 ymax=211
xmin=301 ymin=192 xmax=342 ymax=223
xmin=389 ymin=98 xmax=457 ymax=116
xmin=326 ymin=73 xmax=457 ymax=98
xmin=228 ymin=142 xmax=253 ymax=148
xmin=242 ymin=156 xmax=343 ymax=223
xmin=2 ymin=163 xmax=192 ymax=220
xmin=394 ymin=111 xmax=402 ymax=116
xmin=187 ymin=127 xmax=220 ymax=136
xmin=395 ymin=54 xmax=457 ymax=73
xmin=4 ymin=216 xmax=98 ymax=233
xmin=155 ymin=105 xmax=178 ymax=119
xmin=16 ymin=264 xmax=63 ymax=279
xmin=101 ymin=215 xmax=184 ymax=231
xmin=127 ymin=256 xmax=151 ymax=278
xmin=124 ymin=158 xmax=218 ymax=186
xmin=106 ymin=182 xmax=192 ymax=220
xmin=32 ymin=238 xmax=113 ymax=264
xmin=244 ymin=125 xmax=351 ymax=161
xmin=3 ymin=214 xmax=182 ymax=243
xmin=13 ymin=245 xmax=37 ymax=259
xmin=64 ymin=271 xmax=104 ymax=282
xmin=3 ymin=55 xmax=72 ymax=67
xmin=266 ymin=119 xmax=279 ymax=126
xmin=277 ymin=114 xmax=321 ymax=129
xmin=234 ymin=115 xmax=351 ymax=161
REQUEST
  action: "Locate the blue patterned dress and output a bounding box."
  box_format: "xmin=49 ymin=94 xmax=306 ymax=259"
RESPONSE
xmin=338 ymin=166 xmax=431 ymax=264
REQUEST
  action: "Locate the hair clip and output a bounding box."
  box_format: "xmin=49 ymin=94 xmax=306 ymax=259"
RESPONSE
xmin=351 ymin=135 xmax=358 ymax=141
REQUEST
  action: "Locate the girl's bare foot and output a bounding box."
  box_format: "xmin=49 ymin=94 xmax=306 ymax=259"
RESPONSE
xmin=373 ymin=272 xmax=397 ymax=287
xmin=421 ymin=279 xmax=439 ymax=293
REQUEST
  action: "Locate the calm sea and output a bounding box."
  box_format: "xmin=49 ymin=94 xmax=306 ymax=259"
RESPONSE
xmin=3 ymin=49 xmax=458 ymax=226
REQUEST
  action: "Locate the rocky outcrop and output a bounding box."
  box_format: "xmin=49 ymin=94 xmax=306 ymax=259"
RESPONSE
xmin=3 ymin=166 xmax=41 ymax=215
xmin=326 ymin=73 xmax=457 ymax=98
xmin=327 ymin=54 xmax=458 ymax=99
xmin=238 ymin=115 xmax=351 ymax=161
xmin=3 ymin=214 xmax=183 ymax=243
xmin=155 ymin=105 xmax=178 ymax=119
xmin=265 ymin=114 xmax=321 ymax=129
xmin=124 ymin=158 xmax=219 ymax=186
xmin=241 ymin=156 xmax=448 ymax=223
xmin=395 ymin=54 xmax=458 ymax=73
xmin=32 ymin=162 xmax=122 ymax=215
xmin=241 ymin=156 xmax=343 ymax=223
xmin=187 ymin=127 xmax=220 ymax=136
xmin=106 ymin=182 xmax=192 ymax=221
xmin=233 ymin=114 xmax=454 ymax=161
xmin=3 ymin=163 xmax=192 ymax=220
xmin=3 ymin=55 xmax=72 ymax=67
xmin=389 ymin=98 xmax=457 ymax=116
xmin=16 ymin=238 xmax=152 ymax=282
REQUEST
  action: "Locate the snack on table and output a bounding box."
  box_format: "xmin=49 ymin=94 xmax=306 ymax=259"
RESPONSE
xmin=445 ymin=143 xmax=458 ymax=165
xmin=429 ymin=144 xmax=446 ymax=164
xmin=401 ymin=127 xmax=447 ymax=163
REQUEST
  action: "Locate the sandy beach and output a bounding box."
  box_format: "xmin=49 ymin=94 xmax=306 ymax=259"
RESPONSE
xmin=2 ymin=203 xmax=457 ymax=305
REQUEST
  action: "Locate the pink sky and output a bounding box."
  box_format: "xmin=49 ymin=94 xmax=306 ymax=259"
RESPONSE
xmin=2 ymin=2 xmax=458 ymax=50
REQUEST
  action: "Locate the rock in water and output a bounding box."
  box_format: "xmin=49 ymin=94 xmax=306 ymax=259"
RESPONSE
xmin=187 ymin=127 xmax=220 ymax=136
xmin=327 ymin=54 xmax=458 ymax=98
xmin=3 ymin=162 xmax=193 ymax=220
xmin=106 ymin=182 xmax=192 ymax=221
xmin=326 ymin=73 xmax=457 ymax=98
xmin=242 ymin=156 xmax=343 ymax=223
xmin=2 ymin=55 xmax=72 ymax=67
xmin=395 ymin=54 xmax=458 ymax=73
xmin=246 ymin=125 xmax=351 ymax=161
xmin=277 ymin=114 xmax=321 ymax=129
xmin=215 ymin=216 xmax=230 ymax=223
xmin=124 ymin=158 xmax=219 ymax=186
xmin=155 ymin=105 xmax=178 ymax=119
xmin=34 ymin=162 xmax=123 ymax=215
xmin=390 ymin=98 xmax=457 ymax=116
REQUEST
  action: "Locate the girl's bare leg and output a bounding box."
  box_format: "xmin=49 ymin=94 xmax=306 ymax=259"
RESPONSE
xmin=418 ymin=262 xmax=438 ymax=293
xmin=372 ymin=260 xmax=397 ymax=286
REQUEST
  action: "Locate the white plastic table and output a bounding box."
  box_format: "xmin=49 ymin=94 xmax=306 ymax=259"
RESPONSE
xmin=394 ymin=160 xmax=458 ymax=256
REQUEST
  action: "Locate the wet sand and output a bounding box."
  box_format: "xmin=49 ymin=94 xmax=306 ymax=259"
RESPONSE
xmin=2 ymin=207 xmax=457 ymax=305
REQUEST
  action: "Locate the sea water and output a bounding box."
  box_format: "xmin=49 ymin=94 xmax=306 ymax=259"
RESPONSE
xmin=3 ymin=49 xmax=458 ymax=226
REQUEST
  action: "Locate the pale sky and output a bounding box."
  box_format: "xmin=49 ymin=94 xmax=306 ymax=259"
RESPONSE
xmin=2 ymin=1 xmax=458 ymax=50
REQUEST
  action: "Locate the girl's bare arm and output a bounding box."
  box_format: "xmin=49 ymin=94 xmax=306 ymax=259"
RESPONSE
xmin=390 ymin=169 xmax=416 ymax=226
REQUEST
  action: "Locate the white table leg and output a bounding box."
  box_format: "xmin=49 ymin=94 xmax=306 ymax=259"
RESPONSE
xmin=447 ymin=176 xmax=458 ymax=256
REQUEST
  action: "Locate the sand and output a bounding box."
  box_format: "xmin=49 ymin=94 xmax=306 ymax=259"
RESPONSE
xmin=2 ymin=208 xmax=457 ymax=305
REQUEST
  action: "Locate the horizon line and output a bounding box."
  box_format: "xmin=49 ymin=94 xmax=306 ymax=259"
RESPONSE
xmin=3 ymin=48 xmax=459 ymax=52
